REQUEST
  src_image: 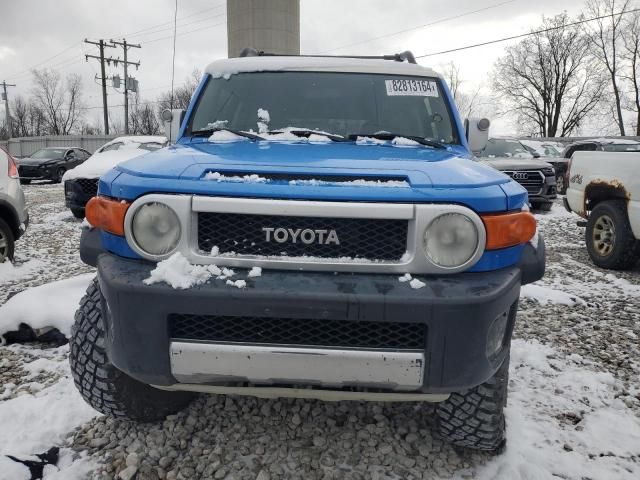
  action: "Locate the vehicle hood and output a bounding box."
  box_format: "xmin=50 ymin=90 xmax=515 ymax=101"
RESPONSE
xmin=104 ymin=140 xmax=527 ymax=212
xmin=63 ymin=148 xmax=151 ymax=182
xmin=17 ymin=157 xmax=61 ymax=166
xmin=480 ymin=157 xmax=553 ymax=170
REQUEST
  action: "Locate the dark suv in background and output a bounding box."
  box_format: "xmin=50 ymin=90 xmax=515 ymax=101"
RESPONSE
xmin=17 ymin=147 xmax=91 ymax=184
xmin=477 ymin=138 xmax=557 ymax=211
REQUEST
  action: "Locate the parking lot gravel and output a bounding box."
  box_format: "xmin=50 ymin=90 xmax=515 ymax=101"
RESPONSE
xmin=1 ymin=184 xmax=638 ymax=479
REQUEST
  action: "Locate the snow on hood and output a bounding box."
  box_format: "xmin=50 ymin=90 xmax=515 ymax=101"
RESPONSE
xmin=63 ymin=149 xmax=150 ymax=181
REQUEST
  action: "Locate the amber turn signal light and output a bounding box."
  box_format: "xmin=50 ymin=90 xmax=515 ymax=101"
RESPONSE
xmin=85 ymin=196 xmax=130 ymax=236
xmin=482 ymin=211 xmax=537 ymax=250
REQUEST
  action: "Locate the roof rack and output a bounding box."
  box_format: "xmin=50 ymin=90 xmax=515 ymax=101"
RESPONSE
xmin=238 ymin=48 xmax=417 ymax=64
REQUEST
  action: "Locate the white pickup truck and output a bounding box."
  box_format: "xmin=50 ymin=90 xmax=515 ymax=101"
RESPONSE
xmin=564 ymin=151 xmax=640 ymax=270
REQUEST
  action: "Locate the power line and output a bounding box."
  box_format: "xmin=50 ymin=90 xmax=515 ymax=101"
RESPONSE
xmin=127 ymin=10 xmax=227 ymax=40
xmin=415 ymin=6 xmax=640 ymax=58
xmin=144 ymin=19 xmax=227 ymax=44
xmin=4 ymin=42 xmax=80 ymax=80
xmin=319 ymin=0 xmax=519 ymax=54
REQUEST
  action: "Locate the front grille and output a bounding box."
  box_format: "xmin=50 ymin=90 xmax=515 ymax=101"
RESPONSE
xmin=18 ymin=166 xmax=42 ymax=178
xmin=169 ymin=314 xmax=426 ymax=349
xmin=504 ymin=170 xmax=544 ymax=195
xmin=198 ymin=213 xmax=408 ymax=260
xmin=74 ymin=178 xmax=99 ymax=196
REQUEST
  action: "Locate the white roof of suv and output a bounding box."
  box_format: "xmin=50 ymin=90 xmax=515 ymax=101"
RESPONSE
xmin=205 ymin=56 xmax=440 ymax=79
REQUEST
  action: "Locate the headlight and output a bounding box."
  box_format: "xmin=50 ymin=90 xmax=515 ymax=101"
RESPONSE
xmin=424 ymin=213 xmax=479 ymax=268
xmin=131 ymin=202 xmax=181 ymax=256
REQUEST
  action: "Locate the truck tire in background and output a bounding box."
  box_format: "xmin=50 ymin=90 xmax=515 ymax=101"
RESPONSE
xmin=0 ymin=218 xmax=15 ymax=263
xmin=71 ymin=208 xmax=85 ymax=220
xmin=586 ymin=200 xmax=640 ymax=270
xmin=69 ymin=278 xmax=195 ymax=420
xmin=435 ymin=355 xmax=509 ymax=453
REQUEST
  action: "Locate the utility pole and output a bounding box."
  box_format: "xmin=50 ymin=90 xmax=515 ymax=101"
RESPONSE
xmin=1 ymin=81 xmax=16 ymax=138
xmin=110 ymin=39 xmax=141 ymax=134
xmin=84 ymin=39 xmax=115 ymax=135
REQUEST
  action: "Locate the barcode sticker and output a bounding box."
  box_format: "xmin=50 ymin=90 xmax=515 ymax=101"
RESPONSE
xmin=385 ymin=79 xmax=439 ymax=97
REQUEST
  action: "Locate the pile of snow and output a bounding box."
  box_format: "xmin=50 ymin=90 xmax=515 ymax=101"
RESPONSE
xmin=207 ymin=130 xmax=248 ymax=143
xmin=203 ymin=171 xmax=268 ymax=183
xmin=143 ymin=253 xmax=251 ymax=290
xmin=257 ymin=108 xmax=270 ymax=133
xmin=398 ymin=273 xmax=426 ymax=289
xmin=391 ymin=137 xmax=421 ymax=147
xmin=520 ymin=284 xmax=586 ymax=306
xmin=0 ymin=273 xmax=94 ymax=338
xmin=0 ymin=259 xmax=45 ymax=283
xmin=143 ymin=253 xmax=223 ymax=290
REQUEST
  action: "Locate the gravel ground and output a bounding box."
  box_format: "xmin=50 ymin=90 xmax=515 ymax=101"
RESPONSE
xmin=0 ymin=184 xmax=638 ymax=480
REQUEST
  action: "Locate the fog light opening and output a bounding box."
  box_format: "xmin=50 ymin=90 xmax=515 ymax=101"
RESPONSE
xmin=487 ymin=311 xmax=509 ymax=357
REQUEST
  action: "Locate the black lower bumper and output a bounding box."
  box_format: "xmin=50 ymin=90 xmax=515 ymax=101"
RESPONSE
xmin=87 ymin=232 xmax=545 ymax=394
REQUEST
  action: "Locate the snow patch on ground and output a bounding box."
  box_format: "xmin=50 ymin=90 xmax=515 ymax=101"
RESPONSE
xmin=474 ymin=339 xmax=640 ymax=480
xmin=0 ymin=273 xmax=94 ymax=337
xmin=0 ymin=259 xmax=45 ymax=283
xmin=520 ymin=284 xmax=586 ymax=306
xmin=0 ymin=349 xmax=98 ymax=478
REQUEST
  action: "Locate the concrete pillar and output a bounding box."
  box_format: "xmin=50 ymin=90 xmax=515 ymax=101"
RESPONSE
xmin=227 ymin=0 xmax=300 ymax=58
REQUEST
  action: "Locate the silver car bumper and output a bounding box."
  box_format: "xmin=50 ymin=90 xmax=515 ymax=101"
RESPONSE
xmin=169 ymin=342 xmax=425 ymax=391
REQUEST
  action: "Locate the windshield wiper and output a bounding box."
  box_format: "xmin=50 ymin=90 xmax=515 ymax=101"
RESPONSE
xmin=267 ymin=129 xmax=348 ymax=142
xmin=191 ymin=127 xmax=264 ymax=141
xmin=347 ymin=133 xmax=447 ymax=149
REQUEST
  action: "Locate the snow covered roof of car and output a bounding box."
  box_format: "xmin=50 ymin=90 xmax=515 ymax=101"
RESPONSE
xmin=100 ymin=136 xmax=167 ymax=149
xmin=205 ymin=56 xmax=441 ymax=78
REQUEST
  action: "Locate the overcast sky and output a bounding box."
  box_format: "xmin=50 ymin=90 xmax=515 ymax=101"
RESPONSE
xmin=1 ymin=0 xmax=588 ymax=133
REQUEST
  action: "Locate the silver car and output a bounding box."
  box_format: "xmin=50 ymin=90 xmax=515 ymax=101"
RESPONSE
xmin=0 ymin=146 xmax=29 ymax=262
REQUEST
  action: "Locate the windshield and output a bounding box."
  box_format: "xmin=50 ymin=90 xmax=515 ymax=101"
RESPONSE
xmin=603 ymin=143 xmax=640 ymax=152
xmin=189 ymin=72 xmax=459 ymax=144
xmin=31 ymin=148 xmax=66 ymax=159
xmin=479 ymin=139 xmax=533 ymax=159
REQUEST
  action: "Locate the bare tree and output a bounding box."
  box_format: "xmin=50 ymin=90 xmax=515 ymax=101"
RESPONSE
xmin=440 ymin=62 xmax=481 ymax=119
xmin=129 ymin=94 xmax=160 ymax=135
xmin=621 ymin=10 xmax=640 ymax=135
xmin=492 ymin=13 xmax=605 ymax=136
xmin=583 ymin=0 xmax=630 ymax=135
xmin=10 ymin=96 xmax=47 ymax=137
xmin=157 ymin=69 xmax=202 ymax=114
xmin=31 ymin=69 xmax=84 ymax=135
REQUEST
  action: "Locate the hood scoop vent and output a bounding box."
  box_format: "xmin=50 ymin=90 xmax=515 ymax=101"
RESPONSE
xmin=202 ymin=170 xmax=410 ymax=187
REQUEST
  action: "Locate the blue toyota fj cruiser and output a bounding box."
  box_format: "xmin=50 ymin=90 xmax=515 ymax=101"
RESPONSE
xmin=70 ymin=50 xmax=545 ymax=453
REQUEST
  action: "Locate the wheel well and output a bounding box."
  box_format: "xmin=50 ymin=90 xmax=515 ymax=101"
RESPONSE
xmin=584 ymin=181 xmax=629 ymax=213
xmin=0 ymin=202 xmax=20 ymax=238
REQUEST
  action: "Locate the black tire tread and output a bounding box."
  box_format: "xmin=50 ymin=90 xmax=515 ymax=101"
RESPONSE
xmin=69 ymin=278 xmax=194 ymax=421
xmin=70 ymin=208 xmax=85 ymax=220
xmin=436 ymin=356 xmax=509 ymax=452
xmin=586 ymin=200 xmax=640 ymax=270
xmin=0 ymin=217 xmax=15 ymax=263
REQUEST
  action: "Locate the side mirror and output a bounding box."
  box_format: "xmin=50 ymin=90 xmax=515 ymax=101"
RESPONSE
xmin=532 ymin=152 xmax=541 ymax=158
xmin=465 ymin=117 xmax=491 ymax=155
xmin=162 ymin=109 xmax=186 ymax=144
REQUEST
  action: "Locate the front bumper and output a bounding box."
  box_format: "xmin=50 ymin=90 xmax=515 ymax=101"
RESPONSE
xmin=529 ymin=175 xmax=557 ymax=204
xmin=87 ymin=230 xmax=545 ymax=395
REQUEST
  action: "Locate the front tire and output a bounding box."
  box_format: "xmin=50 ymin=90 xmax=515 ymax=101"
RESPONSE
xmin=436 ymin=356 xmax=509 ymax=453
xmin=0 ymin=218 xmax=15 ymax=263
xmin=586 ymin=200 xmax=640 ymax=270
xmin=69 ymin=278 xmax=195 ymax=420
xmin=54 ymin=168 xmax=66 ymax=183
xmin=556 ymin=175 xmax=566 ymax=195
